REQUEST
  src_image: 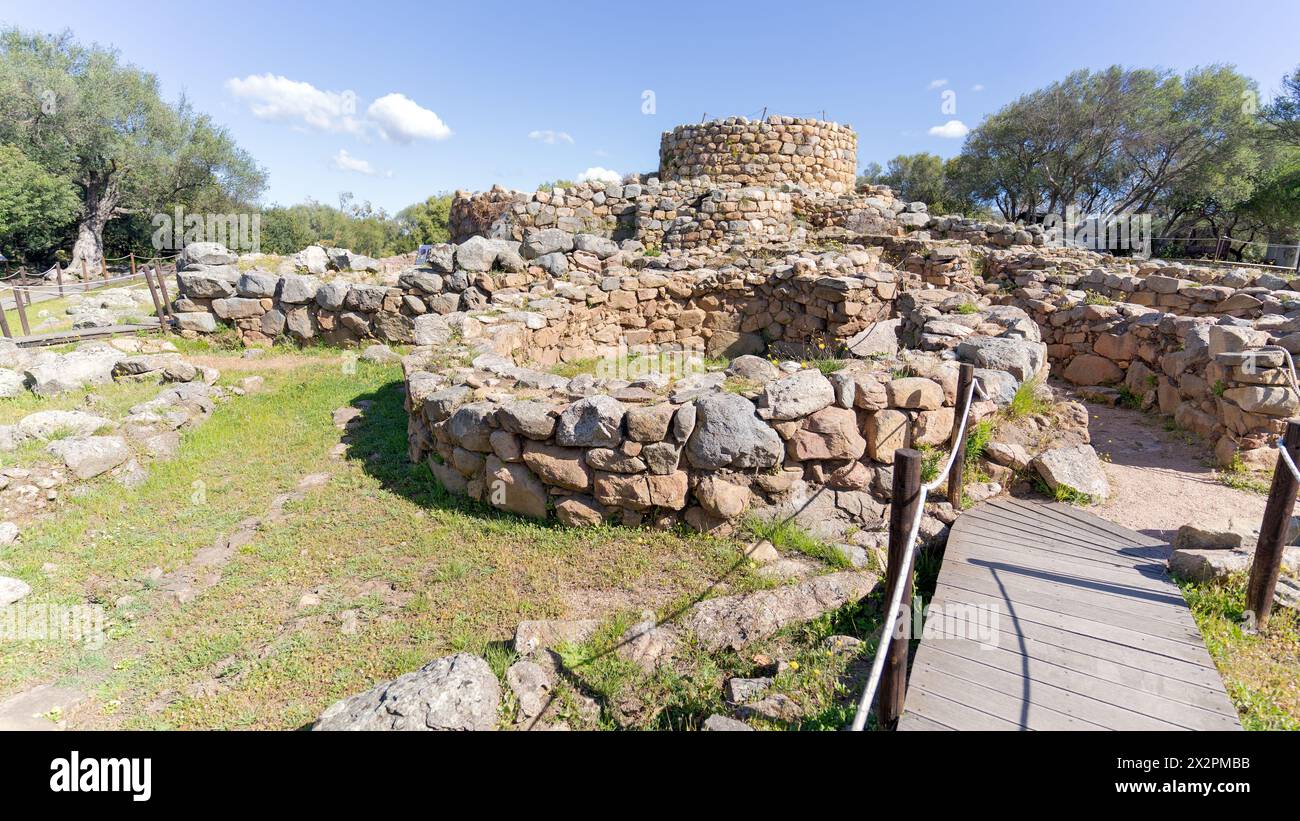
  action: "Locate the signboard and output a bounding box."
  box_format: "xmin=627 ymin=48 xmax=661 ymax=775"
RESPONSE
xmin=415 ymin=244 xmax=434 ymax=265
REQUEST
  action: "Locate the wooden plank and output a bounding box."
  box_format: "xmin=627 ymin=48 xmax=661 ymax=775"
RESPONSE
xmin=895 ymin=713 xmax=955 ymax=731
xmin=901 ymin=499 xmax=1242 ymax=730
xmin=912 ymin=669 xmax=1111 ymax=730
xmin=911 ymin=644 xmax=1182 ymax=730
xmin=902 ymin=687 xmax=1024 ymax=731
xmin=942 ymin=537 xmax=1181 ymax=597
xmin=924 ymin=639 xmax=1240 ymax=729
xmin=934 ymin=566 xmax=1206 ymax=643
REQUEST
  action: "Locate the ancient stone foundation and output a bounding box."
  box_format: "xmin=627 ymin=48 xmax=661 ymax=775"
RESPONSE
xmin=658 ymin=117 xmax=858 ymax=193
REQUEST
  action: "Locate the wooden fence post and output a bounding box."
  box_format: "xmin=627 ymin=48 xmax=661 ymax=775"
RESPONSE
xmin=0 ymin=291 xmax=12 ymax=338
xmin=1246 ymin=420 xmax=1300 ymax=629
xmin=101 ymin=256 xmax=109 ymax=282
xmin=14 ymin=287 xmax=30 ymax=336
xmin=155 ymin=260 xmax=175 ymax=323
xmin=81 ymin=259 xmax=90 ymax=292
xmin=56 ymin=263 xmax=65 ymax=297
xmin=879 ymin=447 xmax=923 ymax=727
xmin=1215 ymin=236 xmax=1227 ymax=262
xmin=142 ymin=267 xmax=169 ymax=336
xmin=947 ymin=363 xmax=976 ymax=508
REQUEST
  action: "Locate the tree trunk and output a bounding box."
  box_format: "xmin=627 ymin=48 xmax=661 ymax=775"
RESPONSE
xmin=70 ymin=174 xmax=118 ymax=275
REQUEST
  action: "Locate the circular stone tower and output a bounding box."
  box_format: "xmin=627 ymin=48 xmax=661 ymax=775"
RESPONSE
xmin=658 ymin=116 xmax=858 ymax=193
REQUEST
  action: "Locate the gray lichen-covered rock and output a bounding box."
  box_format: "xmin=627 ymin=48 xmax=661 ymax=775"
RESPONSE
xmin=555 ymin=395 xmax=625 ymax=448
xmin=681 ymin=571 xmax=877 ymax=651
xmin=1032 ymin=444 xmax=1110 ymax=502
xmin=313 ymin=653 xmax=500 ymax=731
xmin=956 ymin=336 xmax=1046 ymax=382
xmin=762 ymin=369 xmax=835 ymax=421
xmin=687 ymin=393 xmax=783 ymax=470
xmin=1168 ymin=549 xmax=1253 ymax=583
xmin=47 ymin=435 xmax=130 ymax=479
xmin=24 ymin=350 xmax=122 ymax=396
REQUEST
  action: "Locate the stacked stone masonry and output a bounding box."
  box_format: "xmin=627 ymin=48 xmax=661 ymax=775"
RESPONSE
xmin=658 ymin=117 xmax=858 ymax=193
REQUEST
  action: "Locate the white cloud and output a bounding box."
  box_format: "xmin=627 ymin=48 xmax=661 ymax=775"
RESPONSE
xmin=927 ymin=78 xmax=949 ymax=90
xmin=577 ymin=166 xmax=622 ymax=185
xmin=226 ymin=74 xmax=363 ymax=134
xmin=529 ymin=129 xmax=574 ymax=145
xmin=928 ymin=119 xmax=970 ymax=139
xmin=367 ymin=93 xmax=452 ymax=143
xmin=971 ymin=84 xmax=985 ymax=92
xmin=332 ymin=149 xmax=379 ymax=176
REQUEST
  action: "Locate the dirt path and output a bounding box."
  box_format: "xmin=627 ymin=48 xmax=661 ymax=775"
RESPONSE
xmin=1080 ymin=399 xmax=1267 ymax=544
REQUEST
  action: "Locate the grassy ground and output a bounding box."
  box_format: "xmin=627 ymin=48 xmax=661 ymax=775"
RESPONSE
xmin=1180 ymin=575 xmax=1300 ymax=730
xmin=1 ymin=342 xmax=876 ymax=730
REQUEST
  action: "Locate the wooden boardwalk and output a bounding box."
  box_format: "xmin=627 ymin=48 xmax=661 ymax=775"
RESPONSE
xmin=898 ymin=498 xmax=1242 ymax=731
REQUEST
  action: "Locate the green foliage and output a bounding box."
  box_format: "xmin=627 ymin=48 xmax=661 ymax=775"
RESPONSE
xmin=743 ymin=517 xmax=849 ymax=569
xmin=964 ymin=418 xmax=996 ymax=465
xmin=0 ymin=27 xmax=266 ymax=264
xmin=0 ymin=143 xmax=80 ymax=262
xmin=951 ymin=64 xmax=1265 ymax=230
xmin=1083 ymin=290 xmax=1113 ymax=306
xmin=1007 ymin=377 xmax=1050 ymax=419
xmin=955 ymin=302 xmax=979 ymax=315
xmin=396 ymin=194 xmax=452 ymax=246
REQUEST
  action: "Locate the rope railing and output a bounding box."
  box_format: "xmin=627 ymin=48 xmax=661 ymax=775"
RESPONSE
xmin=849 ymin=371 xmax=986 ymax=731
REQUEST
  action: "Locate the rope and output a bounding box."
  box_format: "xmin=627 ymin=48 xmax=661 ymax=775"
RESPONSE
xmin=849 ymin=376 xmax=986 ymax=731
xmin=1277 ymin=442 xmax=1300 ymax=484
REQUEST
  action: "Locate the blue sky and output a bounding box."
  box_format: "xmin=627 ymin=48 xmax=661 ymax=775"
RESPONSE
xmin=4 ymin=0 xmax=1299 ymax=213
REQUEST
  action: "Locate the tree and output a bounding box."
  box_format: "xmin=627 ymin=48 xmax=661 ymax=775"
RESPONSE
xmin=1264 ymin=65 xmax=1300 ymax=146
xmin=0 ymin=28 xmax=266 ymax=268
xmin=878 ymin=153 xmax=947 ymax=208
xmin=952 ymin=65 xmax=1261 ymax=223
xmin=0 ymin=143 xmax=80 ymax=264
xmin=397 ymin=194 xmax=452 ymax=245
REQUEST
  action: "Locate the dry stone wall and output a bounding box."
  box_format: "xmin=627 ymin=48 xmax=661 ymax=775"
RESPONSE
xmin=659 ymin=117 xmax=858 ymax=193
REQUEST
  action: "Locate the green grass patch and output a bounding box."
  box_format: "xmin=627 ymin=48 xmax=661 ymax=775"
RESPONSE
xmin=742 ymin=517 xmax=849 ymax=569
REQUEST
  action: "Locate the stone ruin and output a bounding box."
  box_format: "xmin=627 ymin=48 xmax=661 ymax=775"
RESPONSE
xmin=164 ymin=115 xmax=1300 ymax=539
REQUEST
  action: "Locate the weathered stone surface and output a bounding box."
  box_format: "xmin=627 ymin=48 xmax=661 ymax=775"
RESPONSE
xmin=682 ymin=571 xmax=877 ymax=651
xmin=1168 ymin=549 xmax=1252 ymax=583
xmin=625 ymin=404 xmax=674 ymax=442
xmin=17 ymin=410 xmax=111 ymax=441
xmin=694 ymin=476 xmax=751 ymax=519
xmin=788 ymin=406 xmax=867 ymax=461
xmin=956 ymin=336 xmax=1046 ymax=382
xmin=47 ymin=436 xmax=130 ymax=479
xmin=555 ymin=396 xmax=625 ymax=448
xmin=1223 ymin=386 xmax=1300 ymax=417
xmin=864 ymin=408 xmax=910 ymax=464
xmin=1173 ymin=524 xmax=1243 ymax=551
xmin=513 ymin=619 xmax=600 ymax=656
xmin=522 ymin=441 xmax=591 ymax=491
xmin=686 ymin=393 xmax=783 ymax=470
xmin=885 ymin=377 xmax=944 ymax=410
xmin=846 ymin=318 xmax=901 ymax=358
xmin=0 ymin=576 xmax=31 ymax=606
xmin=555 ymin=495 xmax=605 ymax=527
xmin=1032 ymin=444 xmax=1110 ymax=502
xmin=277 ymin=274 xmax=320 ymax=304
xmin=497 ymin=400 xmax=556 ymax=440
xmin=763 ymin=369 xmax=835 ymax=420
xmin=505 ymin=660 xmax=552 ymax=719
xmin=25 ymin=350 xmax=121 ymax=396
xmin=485 ymin=455 xmax=549 ymax=519
xmin=1063 ymin=354 xmax=1125 ymax=386
xmin=313 ymin=653 xmax=500 ymax=731
xmin=703 ymin=714 xmax=754 ymax=731
xmin=727 ymin=355 xmax=780 ymax=383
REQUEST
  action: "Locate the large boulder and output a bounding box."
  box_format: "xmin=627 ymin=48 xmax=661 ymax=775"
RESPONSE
xmin=454 ymin=236 xmax=501 ymax=272
xmin=181 ymin=242 xmax=237 ymax=267
xmin=1063 ymin=354 xmax=1125 ymax=386
xmin=484 ymin=456 xmax=548 ymax=519
xmin=16 ymin=410 xmax=112 ymax=441
xmin=682 ymin=571 xmax=877 ymax=652
xmin=47 ymin=436 xmax=130 ymax=479
xmin=687 ymin=393 xmax=783 ymax=470
xmin=293 ymin=245 xmax=330 ymax=275
xmin=555 ymin=396 xmax=625 ymax=448
xmin=846 ymin=318 xmax=901 ymax=358
xmin=313 ymin=653 xmax=500 ymax=731
xmin=788 ymin=406 xmax=867 ymax=461
xmin=1167 ymin=549 xmax=1253 ymax=583
xmin=762 ymin=369 xmax=835 ymax=421
xmin=520 ymin=228 xmax=575 ymax=260
xmin=24 ymin=350 xmax=121 ymax=396
xmin=176 ymin=270 xmax=236 ymax=299
xmin=1032 ymin=444 xmax=1110 ymax=502
xmin=956 ymin=336 xmax=1047 ymax=382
